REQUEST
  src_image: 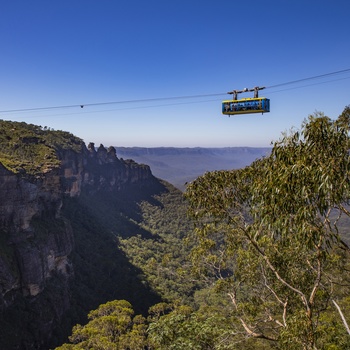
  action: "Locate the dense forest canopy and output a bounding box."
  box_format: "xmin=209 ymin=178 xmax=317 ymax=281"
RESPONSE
xmin=56 ymin=106 xmax=350 ymax=350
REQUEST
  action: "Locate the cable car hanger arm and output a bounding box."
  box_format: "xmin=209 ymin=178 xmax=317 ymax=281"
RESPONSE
xmin=227 ymin=86 xmax=266 ymax=100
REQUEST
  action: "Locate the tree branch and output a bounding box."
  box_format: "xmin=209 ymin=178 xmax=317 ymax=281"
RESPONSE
xmin=243 ymin=228 xmax=310 ymax=312
xmin=239 ymin=318 xmax=277 ymax=341
xmin=261 ymin=265 xmax=288 ymax=327
xmin=332 ymin=299 xmax=350 ymax=335
xmin=309 ymin=246 xmax=322 ymax=308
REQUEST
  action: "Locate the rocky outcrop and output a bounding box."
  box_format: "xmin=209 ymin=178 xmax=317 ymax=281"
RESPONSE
xmin=82 ymin=143 xmax=153 ymax=193
xmin=0 ymin=140 xmax=156 ymax=349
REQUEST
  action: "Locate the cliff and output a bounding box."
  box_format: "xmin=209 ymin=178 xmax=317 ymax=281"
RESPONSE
xmin=0 ymin=121 xmax=162 ymax=349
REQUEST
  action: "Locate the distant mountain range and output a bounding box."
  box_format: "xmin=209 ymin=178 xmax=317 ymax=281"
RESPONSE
xmin=115 ymin=147 xmax=271 ymax=191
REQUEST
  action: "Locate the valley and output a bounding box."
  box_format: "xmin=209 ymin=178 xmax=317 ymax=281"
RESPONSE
xmin=115 ymin=147 xmax=271 ymax=190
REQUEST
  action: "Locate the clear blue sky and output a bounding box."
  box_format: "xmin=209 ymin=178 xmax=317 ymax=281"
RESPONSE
xmin=1 ymin=0 xmax=349 ymax=147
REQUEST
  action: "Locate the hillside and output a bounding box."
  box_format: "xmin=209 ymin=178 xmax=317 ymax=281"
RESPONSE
xmin=0 ymin=120 xmax=194 ymax=349
xmin=116 ymin=147 xmax=271 ymax=190
xmin=2 ymin=116 xmax=350 ymax=350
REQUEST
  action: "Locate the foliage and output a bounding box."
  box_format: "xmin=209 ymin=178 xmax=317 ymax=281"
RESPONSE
xmin=61 ymin=195 xmax=162 ymax=321
xmin=184 ymin=109 xmax=350 ymax=349
xmin=148 ymin=304 xmax=229 ymax=350
xmin=0 ymin=120 xmax=83 ymax=176
xmin=118 ymin=182 xmax=200 ymax=305
xmin=55 ymin=180 xmax=196 ymax=347
xmin=59 ymin=295 xmax=277 ymax=350
xmin=55 ymin=300 xmax=148 ymax=350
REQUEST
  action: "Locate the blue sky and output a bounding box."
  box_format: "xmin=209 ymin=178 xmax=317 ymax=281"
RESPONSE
xmin=1 ymin=0 xmax=350 ymax=147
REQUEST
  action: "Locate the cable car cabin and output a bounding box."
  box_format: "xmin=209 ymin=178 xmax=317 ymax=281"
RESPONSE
xmin=222 ymin=97 xmax=270 ymax=115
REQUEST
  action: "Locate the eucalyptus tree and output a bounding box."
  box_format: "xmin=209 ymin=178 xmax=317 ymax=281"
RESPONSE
xmin=185 ymin=109 xmax=350 ymax=349
xmin=55 ymin=300 xmax=148 ymax=350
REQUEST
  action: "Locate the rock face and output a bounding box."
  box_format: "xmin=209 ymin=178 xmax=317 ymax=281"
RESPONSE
xmin=0 ymin=140 xmax=155 ymax=349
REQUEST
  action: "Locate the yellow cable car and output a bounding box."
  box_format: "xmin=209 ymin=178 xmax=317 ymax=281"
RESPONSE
xmin=222 ymin=97 xmax=270 ymax=115
xmin=222 ymin=86 xmax=270 ymax=115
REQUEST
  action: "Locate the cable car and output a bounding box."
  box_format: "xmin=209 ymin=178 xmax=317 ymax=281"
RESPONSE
xmin=222 ymin=86 xmax=270 ymax=116
xmin=222 ymin=97 xmax=270 ymax=115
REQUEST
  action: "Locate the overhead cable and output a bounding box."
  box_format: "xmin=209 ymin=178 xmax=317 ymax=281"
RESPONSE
xmin=1 ymin=68 xmax=350 ymax=114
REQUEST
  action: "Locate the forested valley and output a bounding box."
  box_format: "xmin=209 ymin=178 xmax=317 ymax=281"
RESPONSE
xmin=56 ymin=107 xmax=350 ymax=350
xmin=0 ymin=107 xmax=350 ymax=350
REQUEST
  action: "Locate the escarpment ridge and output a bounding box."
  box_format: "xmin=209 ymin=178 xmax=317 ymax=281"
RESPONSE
xmin=0 ymin=120 xmax=164 ymax=349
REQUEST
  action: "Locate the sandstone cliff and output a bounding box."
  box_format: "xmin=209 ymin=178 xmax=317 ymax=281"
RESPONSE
xmin=0 ymin=121 xmax=160 ymax=349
